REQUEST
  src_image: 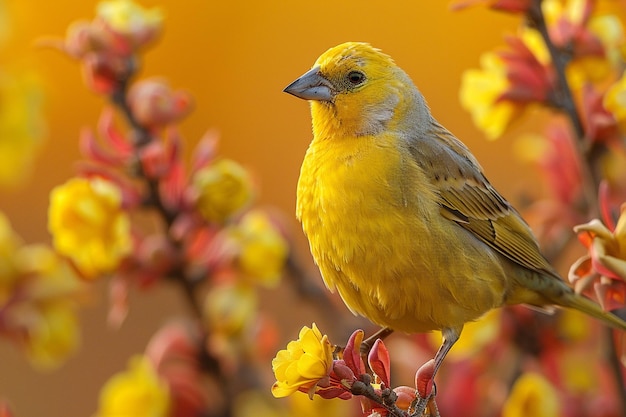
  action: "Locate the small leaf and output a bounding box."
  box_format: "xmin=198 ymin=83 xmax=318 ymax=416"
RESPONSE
xmin=98 ymin=107 xmax=133 ymax=155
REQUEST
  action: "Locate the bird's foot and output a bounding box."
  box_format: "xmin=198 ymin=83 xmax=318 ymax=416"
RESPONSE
xmin=410 ymin=394 xmax=439 ymax=417
xmin=410 ymin=359 xmax=438 ymax=417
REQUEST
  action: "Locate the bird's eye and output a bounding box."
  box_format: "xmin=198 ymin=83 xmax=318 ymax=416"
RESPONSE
xmin=347 ymin=71 xmax=365 ymax=85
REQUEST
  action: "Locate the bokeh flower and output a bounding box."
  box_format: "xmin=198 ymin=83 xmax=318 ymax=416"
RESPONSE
xmin=97 ymin=0 xmax=163 ymax=52
xmin=48 ymin=0 xmax=163 ymax=93
xmin=502 ymin=372 xmax=560 ymax=417
xmin=0 ymin=242 xmax=83 ymax=369
xmin=192 ymin=159 xmax=254 ymax=223
xmin=95 ymin=355 xmax=170 ymax=417
xmin=48 ymin=176 xmax=132 ymax=279
xmin=127 ymin=78 xmax=193 ymax=130
xmin=146 ymin=323 xmax=209 ymax=417
xmin=229 ymin=210 xmax=288 ymax=287
xmin=0 ymin=70 xmax=46 ymax=187
xmin=569 ymin=204 xmax=626 ymax=310
xmin=515 ymin=121 xmax=582 ymax=206
xmin=20 ymin=299 xmax=80 ymax=370
xmin=460 ymin=28 xmax=553 ymax=139
xmin=460 ymin=52 xmax=516 ymax=139
xmin=543 ymin=0 xmax=625 ymax=85
xmin=271 ymin=323 xmax=333 ymax=398
xmin=203 ymin=283 xmax=257 ymax=337
xmin=19 ymin=245 xmax=82 ymax=369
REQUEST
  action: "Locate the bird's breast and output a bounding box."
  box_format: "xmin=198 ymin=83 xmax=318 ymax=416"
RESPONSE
xmin=296 ymin=133 xmax=508 ymax=332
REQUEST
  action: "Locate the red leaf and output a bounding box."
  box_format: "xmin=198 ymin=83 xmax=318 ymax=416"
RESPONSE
xmin=159 ymin=159 xmax=186 ymax=212
xmin=79 ymin=127 xmax=125 ymax=165
xmin=98 ymin=107 xmax=133 ymax=155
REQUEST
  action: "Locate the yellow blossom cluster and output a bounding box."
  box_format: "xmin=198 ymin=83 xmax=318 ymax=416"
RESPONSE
xmin=271 ymin=324 xmax=333 ymax=398
xmin=48 ymin=177 xmax=132 ymax=279
xmin=0 ymin=212 xmax=83 ymax=369
xmin=193 ymin=158 xmax=254 ymax=223
xmin=94 ymin=355 xmax=170 ymax=417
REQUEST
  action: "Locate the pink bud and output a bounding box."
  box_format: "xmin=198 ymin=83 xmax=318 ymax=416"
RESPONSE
xmin=343 ymin=329 xmax=366 ymax=376
xmin=415 ymin=359 xmax=436 ymax=398
xmin=127 ymin=78 xmax=193 ymax=129
xmin=367 ymin=339 xmax=391 ymax=387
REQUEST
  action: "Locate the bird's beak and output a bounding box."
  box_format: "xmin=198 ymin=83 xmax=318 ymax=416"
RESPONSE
xmin=283 ymin=66 xmax=333 ymax=101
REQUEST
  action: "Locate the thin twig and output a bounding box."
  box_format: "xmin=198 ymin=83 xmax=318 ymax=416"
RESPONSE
xmin=350 ymin=377 xmax=408 ymax=417
xmin=105 ymin=58 xmax=235 ymax=417
xmin=527 ymin=0 xmax=599 ymax=218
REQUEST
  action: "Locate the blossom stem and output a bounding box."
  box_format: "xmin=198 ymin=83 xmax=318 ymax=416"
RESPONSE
xmin=527 ymin=0 xmax=599 ymax=218
xmin=350 ymin=379 xmax=408 ymax=417
xmin=105 ymin=57 xmax=237 ymax=417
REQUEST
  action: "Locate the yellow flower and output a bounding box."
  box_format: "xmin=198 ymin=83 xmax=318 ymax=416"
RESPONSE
xmin=13 ymin=244 xmax=82 ymax=369
xmin=604 ymin=71 xmax=626 ymax=127
xmin=0 ymin=70 xmax=46 ymax=187
xmin=22 ymin=300 xmax=80 ymax=370
xmin=97 ymin=0 xmax=162 ymax=38
xmin=460 ymin=52 xmax=516 ymax=140
xmin=460 ymin=28 xmax=551 ymax=139
xmin=203 ymin=283 xmax=257 ymax=337
xmin=543 ymin=0 xmax=625 ymax=85
xmin=271 ymin=324 xmax=333 ymax=398
xmin=231 ymin=210 xmax=288 ymax=287
xmin=48 ymin=177 xmax=132 ymax=279
xmin=502 ymin=372 xmax=560 ymax=417
xmin=193 ymin=159 xmax=254 ymax=223
xmin=95 ymin=355 xmax=170 ymax=417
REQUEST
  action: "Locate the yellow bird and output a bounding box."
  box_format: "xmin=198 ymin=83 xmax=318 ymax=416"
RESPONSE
xmin=284 ymin=42 xmax=626 ymax=410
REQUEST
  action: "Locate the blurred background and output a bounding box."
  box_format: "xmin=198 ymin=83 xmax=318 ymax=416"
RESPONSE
xmin=0 ymin=1 xmax=545 ymax=416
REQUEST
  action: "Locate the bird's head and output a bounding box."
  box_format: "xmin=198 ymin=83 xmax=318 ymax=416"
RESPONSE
xmin=284 ymin=42 xmax=428 ymax=138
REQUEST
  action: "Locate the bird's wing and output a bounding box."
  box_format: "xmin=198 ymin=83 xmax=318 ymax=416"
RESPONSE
xmin=409 ymin=123 xmax=559 ymax=278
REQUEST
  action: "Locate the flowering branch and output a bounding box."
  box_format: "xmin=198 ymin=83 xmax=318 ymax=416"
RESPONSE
xmin=526 ymin=0 xmax=601 ymax=217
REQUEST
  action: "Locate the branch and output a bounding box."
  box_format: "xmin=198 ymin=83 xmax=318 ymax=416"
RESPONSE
xmin=527 ymin=0 xmax=600 ymax=218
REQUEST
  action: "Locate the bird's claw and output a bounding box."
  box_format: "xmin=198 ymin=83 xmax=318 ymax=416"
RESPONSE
xmin=411 ymin=395 xmax=439 ymax=417
xmin=410 ymin=383 xmax=439 ymax=417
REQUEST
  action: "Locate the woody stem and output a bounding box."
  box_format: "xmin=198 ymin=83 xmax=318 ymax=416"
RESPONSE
xmin=527 ymin=0 xmax=600 ymax=218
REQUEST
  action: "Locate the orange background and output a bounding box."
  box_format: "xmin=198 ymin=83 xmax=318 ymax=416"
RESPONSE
xmin=0 ymin=1 xmax=540 ymax=416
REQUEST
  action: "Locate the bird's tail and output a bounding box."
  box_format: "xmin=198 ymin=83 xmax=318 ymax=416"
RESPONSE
xmin=562 ymin=291 xmax=626 ymax=331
